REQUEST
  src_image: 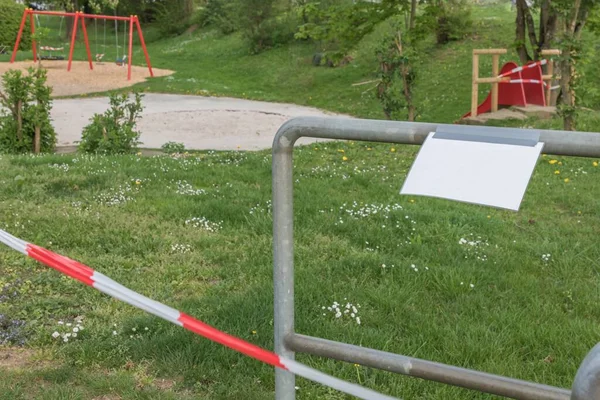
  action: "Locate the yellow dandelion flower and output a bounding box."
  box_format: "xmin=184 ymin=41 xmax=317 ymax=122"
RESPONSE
xmin=338 ymin=149 xmax=345 ymax=153
xmin=409 ymin=199 xmax=415 ymax=203
xmin=593 ymin=161 xmax=598 ymax=167
xmin=367 ymin=147 xmax=372 ymax=151
xmin=558 ymin=161 xmax=563 ymax=165
xmin=136 ymin=152 xmax=142 ymax=156
xmin=251 ymin=330 xmax=257 ymax=335
xmin=354 ymin=363 xmax=360 ymax=367
xmin=135 ymin=180 xmax=141 ymax=185
xmin=391 ymin=148 xmax=396 ymax=152
xmin=314 ymin=147 xmax=318 ymax=151
xmin=487 ymin=215 xmax=491 ymax=219
xmin=548 ymin=160 xmax=558 ymax=165
xmin=342 ymin=156 xmax=348 ymax=161
xmin=554 ymin=170 xmax=560 ymax=175
xmin=564 ymin=178 xmax=570 ymax=183
xmin=578 ymin=211 xmax=582 ymax=215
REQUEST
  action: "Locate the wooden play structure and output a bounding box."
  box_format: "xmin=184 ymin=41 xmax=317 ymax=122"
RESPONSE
xmin=464 ymin=48 xmax=560 ymax=119
xmin=10 ymin=9 xmax=153 ymax=81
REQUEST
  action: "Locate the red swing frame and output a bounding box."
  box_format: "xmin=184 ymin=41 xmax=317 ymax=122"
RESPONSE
xmin=10 ymin=9 xmax=154 ymax=81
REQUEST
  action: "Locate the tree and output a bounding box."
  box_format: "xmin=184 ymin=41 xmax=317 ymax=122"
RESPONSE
xmin=515 ymin=0 xmax=558 ymax=64
xmin=554 ymin=0 xmax=599 ymax=130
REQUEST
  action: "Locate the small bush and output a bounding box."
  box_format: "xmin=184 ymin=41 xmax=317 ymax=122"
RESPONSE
xmin=295 ymin=1 xmax=388 ymax=65
xmin=161 ymin=141 xmax=185 ymax=154
xmin=0 ymin=68 xmax=56 ymax=154
xmin=0 ymin=0 xmax=31 ymax=51
xmin=152 ymin=0 xmax=195 ymax=36
xmin=78 ymin=92 xmax=144 ymax=155
xmin=196 ymin=0 xmax=237 ymax=35
xmin=234 ymin=0 xmax=297 ymax=54
xmin=420 ymin=0 xmax=473 ymax=45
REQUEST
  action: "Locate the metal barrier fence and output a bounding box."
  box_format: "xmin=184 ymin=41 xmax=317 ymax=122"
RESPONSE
xmin=272 ymin=117 xmax=600 ymax=400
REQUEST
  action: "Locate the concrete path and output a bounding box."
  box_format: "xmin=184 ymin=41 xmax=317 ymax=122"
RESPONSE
xmin=51 ymin=94 xmax=346 ymax=151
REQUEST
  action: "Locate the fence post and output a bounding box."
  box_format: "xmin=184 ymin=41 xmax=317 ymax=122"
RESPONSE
xmin=273 ymin=133 xmax=296 ymax=400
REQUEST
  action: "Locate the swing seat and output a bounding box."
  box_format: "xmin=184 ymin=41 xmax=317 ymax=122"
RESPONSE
xmin=39 ymin=46 xmax=65 ymax=61
xmin=96 ymin=54 xmax=105 ymax=62
xmin=40 ymin=55 xmax=65 ymax=61
xmin=115 ymin=56 xmax=127 ymax=66
xmin=0 ymin=45 xmax=7 ymax=55
xmin=40 ymin=46 xmax=64 ymax=52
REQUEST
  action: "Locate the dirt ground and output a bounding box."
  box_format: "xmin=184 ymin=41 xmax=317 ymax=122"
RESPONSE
xmin=0 ymin=61 xmax=173 ymax=97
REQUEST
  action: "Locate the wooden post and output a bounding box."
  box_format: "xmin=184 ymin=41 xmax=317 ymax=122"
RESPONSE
xmin=540 ymin=50 xmax=560 ymax=106
xmin=471 ymin=52 xmax=479 ymax=117
xmin=491 ymin=54 xmax=500 ymax=113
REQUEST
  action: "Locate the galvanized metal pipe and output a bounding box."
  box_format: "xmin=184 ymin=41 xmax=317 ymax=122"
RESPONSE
xmin=272 ymin=116 xmax=600 ymax=400
xmin=272 ymin=116 xmax=600 ymax=157
xmin=287 ymin=334 xmax=571 ymax=400
xmin=571 ymin=343 xmax=600 ymax=400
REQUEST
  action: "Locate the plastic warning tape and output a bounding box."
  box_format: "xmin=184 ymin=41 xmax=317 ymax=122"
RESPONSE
xmin=0 ymin=228 xmax=397 ymax=400
xmin=505 ymin=79 xmax=544 ymax=85
xmin=497 ymin=59 xmax=548 ymax=78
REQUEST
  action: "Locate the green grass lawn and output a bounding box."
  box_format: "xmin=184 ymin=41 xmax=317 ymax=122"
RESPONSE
xmin=1 ymin=143 xmax=600 ymax=399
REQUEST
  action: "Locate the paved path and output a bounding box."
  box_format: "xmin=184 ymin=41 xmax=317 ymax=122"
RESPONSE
xmin=51 ymin=94 xmax=346 ymax=151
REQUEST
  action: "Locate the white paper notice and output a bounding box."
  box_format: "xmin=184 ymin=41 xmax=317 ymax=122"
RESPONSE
xmin=400 ymin=132 xmax=544 ymax=211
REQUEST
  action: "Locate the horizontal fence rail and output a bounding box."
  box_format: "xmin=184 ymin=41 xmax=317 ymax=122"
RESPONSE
xmin=272 ymin=117 xmax=600 ymax=400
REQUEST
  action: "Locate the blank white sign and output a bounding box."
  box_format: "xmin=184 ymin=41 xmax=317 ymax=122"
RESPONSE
xmin=401 ymin=132 xmax=544 ymax=211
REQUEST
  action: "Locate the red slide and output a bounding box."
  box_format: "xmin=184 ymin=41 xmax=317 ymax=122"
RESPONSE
xmin=463 ymin=61 xmax=546 ymax=119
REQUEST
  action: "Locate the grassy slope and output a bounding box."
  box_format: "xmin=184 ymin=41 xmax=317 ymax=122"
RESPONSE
xmin=1 ymin=2 xmax=600 ymax=399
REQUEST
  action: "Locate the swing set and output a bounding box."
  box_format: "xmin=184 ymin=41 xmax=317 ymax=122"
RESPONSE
xmin=10 ymin=9 xmax=153 ymax=81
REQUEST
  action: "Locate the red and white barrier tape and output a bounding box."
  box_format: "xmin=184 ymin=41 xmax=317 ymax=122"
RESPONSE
xmin=0 ymin=228 xmax=397 ymax=400
xmin=497 ymin=59 xmax=547 ymax=78
xmin=505 ymin=79 xmax=543 ymax=85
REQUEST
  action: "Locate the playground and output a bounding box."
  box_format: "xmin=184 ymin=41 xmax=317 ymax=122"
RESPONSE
xmin=2 ymin=1 xmax=600 ymax=399
xmin=0 ymin=60 xmax=172 ymax=96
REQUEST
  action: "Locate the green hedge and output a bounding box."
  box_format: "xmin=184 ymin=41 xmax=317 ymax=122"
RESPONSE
xmin=0 ymin=0 xmax=31 ymax=52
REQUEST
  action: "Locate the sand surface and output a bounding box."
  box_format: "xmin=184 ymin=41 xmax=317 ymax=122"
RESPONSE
xmin=1 ymin=62 xmax=344 ymax=151
xmin=0 ymin=61 xmax=172 ymax=97
xmin=52 ymin=94 xmax=345 ymax=150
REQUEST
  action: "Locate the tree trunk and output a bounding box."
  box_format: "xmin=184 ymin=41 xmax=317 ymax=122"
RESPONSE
xmin=539 ymin=0 xmax=558 ymax=53
xmin=34 ymin=125 xmax=41 ymax=154
xmin=409 ymin=0 xmax=417 ymax=30
xmin=515 ymin=0 xmax=531 ymax=64
xmin=558 ymin=0 xmax=583 ymax=131
xmin=16 ymin=100 xmax=23 ymax=143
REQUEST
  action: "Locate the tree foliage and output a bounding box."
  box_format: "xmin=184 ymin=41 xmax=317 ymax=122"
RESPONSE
xmin=0 ymin=68 xmax=56 ymax=154
xmin=0 ymin=0 xmax=32 ymax=51
xmin=78 ymin=92 xmax=144 ymax=155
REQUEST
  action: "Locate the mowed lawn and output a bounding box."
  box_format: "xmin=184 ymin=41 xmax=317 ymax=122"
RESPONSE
xmin=1 ymin=142 xmax=600 ymax=399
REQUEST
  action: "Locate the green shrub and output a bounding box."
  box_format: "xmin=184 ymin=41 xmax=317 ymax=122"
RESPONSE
xmin=0 ymin=68 xmax=56 ymax=154
xmin=0 ymin=0 xmax=31 ymax=51
xmin=152 ymin=0 xmax=195 ymax=36
xmin=161 ymin=141 xmax=185 ymax=154
xmin=196 ymin=0 xmax=237 ymax=35
xmin=420 ymin=0 xmax=473 ymax=45
xmin=233 ymin=0 xmax=297 ymax=54
xmin=78 ymin=92 xmax=144 ymax=155
xmin=295 ymin=1 xmax=389 ymax=65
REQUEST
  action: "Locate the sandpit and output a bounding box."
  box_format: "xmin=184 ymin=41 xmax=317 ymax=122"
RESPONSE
xmin=0 ymin=61 xmax=173 ymax=97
